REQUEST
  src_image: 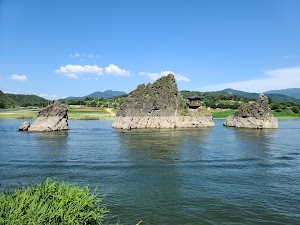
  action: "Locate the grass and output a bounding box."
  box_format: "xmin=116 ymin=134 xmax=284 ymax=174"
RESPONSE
xmin=211 ymin=109 xmax=300 ymax=119
xmin=68 ymin=108 xmax=113 ymax=120
xmin=211 ymin=109 xmax=236 ymax=119
xmin=271 ymin=109 xmax=300 ymax=119
xmin=0 ymin=109 xmax=39 ymax=119
xmin=0 ymin=178 xmax=108 ymax=225
xmin=0 ymin=107 xmax=115 ymax=120
xmin=1 ymin=107 xmax=299 ymax=120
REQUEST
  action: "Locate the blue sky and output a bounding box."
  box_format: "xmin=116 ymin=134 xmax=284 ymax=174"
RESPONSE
xmin=1 ymin=0 xmax=300 ymax=99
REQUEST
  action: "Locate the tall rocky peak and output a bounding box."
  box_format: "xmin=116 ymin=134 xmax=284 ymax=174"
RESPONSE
xmin=234 ymin=94 xmax=271 ymax=119
xmin=224 ymin=93 xmax=278 ymax=129
xmin=257 ymin=93 xmax=269 ymax=111
xmin=38 ymin=100 xmax=68 ymax=118
xmin=117 ymin=74 xmax=185 ymax=117
xmin=26 ymin=100 xmax=68 ymax=132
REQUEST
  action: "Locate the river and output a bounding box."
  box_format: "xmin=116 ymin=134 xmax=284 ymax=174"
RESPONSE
xmin=0 ymin=119 xmax=299 ymax=224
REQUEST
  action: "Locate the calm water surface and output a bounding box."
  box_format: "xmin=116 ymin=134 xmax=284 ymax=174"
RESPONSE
xmin=0 ymin=119 xmax=299 ymax=224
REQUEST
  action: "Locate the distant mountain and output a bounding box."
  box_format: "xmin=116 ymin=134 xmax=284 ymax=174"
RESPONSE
xmin=264 ymin=88 xmax=300 ymax=99
xmin=221 ymin=88 xmax=300 ymax=104
xmin=221 ymin=88 xmax=258 ymax=99
xmin=85 ymin=90 xmax=126 ymax=99
xmin=0 ymin=90 xmax=48 ymax=108
xmin=265 ymin=94 xmax=300 ymax=104
xmin=64 ymin=90 xmax=126 ymax=101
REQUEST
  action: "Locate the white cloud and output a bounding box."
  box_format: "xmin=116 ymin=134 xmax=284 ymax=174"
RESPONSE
xmin=140 ymin=70 xmax=190 ymax=82
xmin=139 ymin=72 xmax=161 ymax=80
xmin=64 ymin=73 xmax=79 ymax=79
xmin=200 ymin=67 xmax=300 ymax=93
xmin=105 ymin=64 xmax=131 ymax=76
xmin=55 ymin=64 xmax=132 ymax=78
xmin=39 ymin=94 xmax=58 ymax=100
xmin=70 ymin=53 xmax=80 ymax=57
xmin=55 ymin=64 xmax=104 ymax=78
xmin=10 ymin=74 xmax=28 ymax=81
xmin=70 ymin=53 xmax=101 ymax=59
xmin=3 ymin=91 xmax=19 ymax=94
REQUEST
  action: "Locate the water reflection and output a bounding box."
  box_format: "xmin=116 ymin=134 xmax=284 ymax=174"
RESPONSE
xmin=115 ymin=128 xmax=212 ymax=161
xmin=112 ymin=128 xmax=213 ymax=224
xmin=31 ymin=131 xmax=69 ymax=161
xmin=225 ymin=127 xmax=275 ymax=160
xmin=32 ymin=131 xmax=68 ymax=146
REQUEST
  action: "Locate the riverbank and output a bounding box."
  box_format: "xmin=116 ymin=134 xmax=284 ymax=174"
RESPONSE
xmin=211 ymin=109 xmax=300 ymax=119
xmin=0 ymin=107 xmax=115 ymax=120
xmin=0 ymin=107 xmax=299 ymax=120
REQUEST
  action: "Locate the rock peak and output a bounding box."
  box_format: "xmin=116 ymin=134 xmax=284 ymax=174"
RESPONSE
xmin=27 ymin=101 xmax=68 ymax=132
xmin=112 ymin=74 xmax=214 ymax=129
xmin=116 ymin=74 xmax=182 ymax=117
xmin=224 ymin=94 xmax=278 ymax=129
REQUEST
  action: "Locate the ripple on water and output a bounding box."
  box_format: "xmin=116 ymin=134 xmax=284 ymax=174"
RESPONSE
xmin=0 ymin=119 xmax=300 ymax=224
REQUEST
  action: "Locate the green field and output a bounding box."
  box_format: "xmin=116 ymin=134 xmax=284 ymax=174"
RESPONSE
xmin=0 ymin=107 xmax=114 ymax=120
xmin=211 ymin=109 xmax=300 ymax=119
xmin=0 ymin=108 xmax=39 ymax=119
xmin=68 ymin=107 xmax=113 ymax=120
xmin=211 ymin=109 xmax=236 ymax=119
xmin=0 ymin=107 xmax=299 ymax=120
xmin=271 ymin=109 xmax=300 ymax=119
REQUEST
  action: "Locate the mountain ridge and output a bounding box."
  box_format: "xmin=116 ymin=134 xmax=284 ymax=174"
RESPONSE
xmin=63 ymin=90 xmax=126 ymax=101
xmin=221 ymin=88 xmax=300 ymax=104
xmin=264 ymin=88 xmax=300 ymax=99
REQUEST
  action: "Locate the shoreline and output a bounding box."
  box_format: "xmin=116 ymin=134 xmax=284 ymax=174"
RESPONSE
xmin=1 ymin=108 xmax=299 ymax=120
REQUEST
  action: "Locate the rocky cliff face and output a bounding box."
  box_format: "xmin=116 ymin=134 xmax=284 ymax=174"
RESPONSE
xmin=224 ymin=94 xmax=278 ymax=129
xmin=27 ymin=101 xmax=68 ymax=132
xmin=112 ymin=74 xmax=214 ymax=129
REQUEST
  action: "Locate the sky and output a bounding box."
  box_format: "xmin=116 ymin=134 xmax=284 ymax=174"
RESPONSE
xmin=1 ymin=0 xmax=300 ymax=100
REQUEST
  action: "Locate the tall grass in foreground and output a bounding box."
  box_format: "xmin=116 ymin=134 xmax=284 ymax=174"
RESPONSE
xmin=0 ymin=178 xmax=108 ymax=224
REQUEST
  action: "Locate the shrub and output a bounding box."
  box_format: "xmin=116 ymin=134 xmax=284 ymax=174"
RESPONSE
xmin=270 ymin=103 xmax=280 ymax=110
xmin=0 ymin=178 xmax=108 ymax=224
xmin=292 ymin=106 xmax=299 ymax=113
xmin=181 ymin=107 xmax=189 ymax=116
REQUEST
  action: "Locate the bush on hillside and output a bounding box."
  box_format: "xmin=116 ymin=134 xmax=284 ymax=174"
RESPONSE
xmin=292 ymin=106 xmax=299 ymax=113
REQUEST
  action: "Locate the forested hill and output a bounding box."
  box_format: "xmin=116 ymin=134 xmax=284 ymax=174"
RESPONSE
xmin=264 ymin=88 xmax=300 ymax=99
xmin=221 ymin=88 xmax=300 ymax=104
xmin=0 ymin=91 xmax=48 ymax=108
xmin=63 ymin=90 xmax=126 ymax=101
xmin=0 ymin=90 xmax=15 ymax=108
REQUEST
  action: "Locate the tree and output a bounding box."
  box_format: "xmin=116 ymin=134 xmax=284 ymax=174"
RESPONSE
xmin=270 ymin=103 xmax=280 ymax=110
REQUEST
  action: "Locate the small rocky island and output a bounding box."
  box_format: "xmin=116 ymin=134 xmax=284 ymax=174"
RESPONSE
xmin=112 ymin=74 xmax=214 ymax=129
xmin=19 ymin=101 xmax=68 ymax=132
xmin=223 ymin=94 xmax=278 ymax=129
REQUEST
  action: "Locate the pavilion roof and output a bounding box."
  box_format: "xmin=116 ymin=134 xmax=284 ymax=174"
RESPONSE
xmin=187 ymin=95 xmax=204 ymax=100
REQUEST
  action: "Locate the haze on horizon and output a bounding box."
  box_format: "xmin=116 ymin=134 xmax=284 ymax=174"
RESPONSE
xmin=1 ymin=0 xmax=300 ymax=100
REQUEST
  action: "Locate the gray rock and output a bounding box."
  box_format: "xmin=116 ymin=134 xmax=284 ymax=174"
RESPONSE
xmin=19 ymin=121 xmax=30 ymax=131
xmin=112 ymin=74 xmax=214 ymax=129
xmin=28 ymin=101 xmax=68 ymax=132
xmin=224 ymin=94 xmax=278 ymax=129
